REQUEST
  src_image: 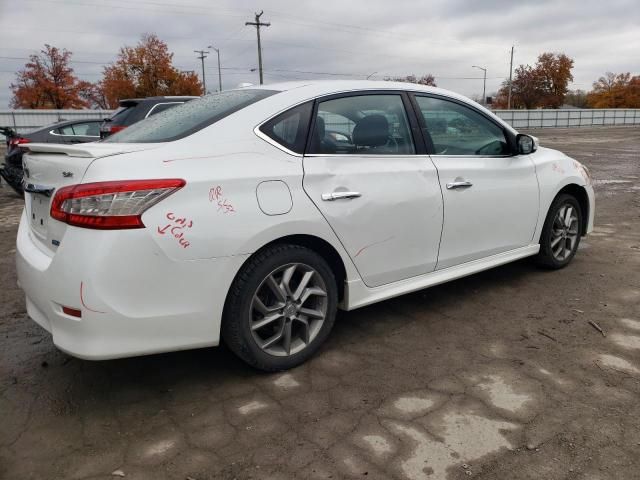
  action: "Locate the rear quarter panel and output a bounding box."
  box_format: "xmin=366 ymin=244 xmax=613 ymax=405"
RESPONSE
xmin=81 ymin=110 xmax=360 ymax=280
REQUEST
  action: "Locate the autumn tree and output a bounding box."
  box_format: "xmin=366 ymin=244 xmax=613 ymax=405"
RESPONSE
xmin=10 ymin=45 xmax=92 ymax=109
xmin=535 ymin=53 xmax=574 ymax=108
xmin=587 ymin=72 xmax=640 ymax=108
xmin=493 ymin=53 xmax=574 ymax=109
xmin=99 ymin=34 xmax=203 ymax=108
xmin=385 ymin=74 xmax=437 ymax=86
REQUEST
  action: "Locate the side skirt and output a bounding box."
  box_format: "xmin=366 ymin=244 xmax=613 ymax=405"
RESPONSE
xmin=343 ymin=244 xmax=540 ymax=310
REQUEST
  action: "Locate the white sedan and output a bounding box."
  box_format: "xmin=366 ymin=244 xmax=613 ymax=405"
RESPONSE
xmin=17 ymin=81 xmax=594 ymax=371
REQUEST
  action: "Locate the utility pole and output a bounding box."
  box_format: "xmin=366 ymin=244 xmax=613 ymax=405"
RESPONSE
xmin=472 ymin=65 xmax=487 ymax=106
xmin=507 ymin=45 xmax=514 ymax=109
xmin=194 ymin=49 xmax=209 ymax=93
xmin=208 ymin=45 xmax=223 ymax=91
xmin=245 ymin=10 xmax=270 ymax=84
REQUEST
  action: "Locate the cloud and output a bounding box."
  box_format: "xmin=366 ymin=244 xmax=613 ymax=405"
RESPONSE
xmin=0 ymin=0 xmax=638 ymax=108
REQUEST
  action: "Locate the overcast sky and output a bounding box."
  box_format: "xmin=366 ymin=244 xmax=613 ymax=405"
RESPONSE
xmin=0 ymin=0 xmax=639 ymax=108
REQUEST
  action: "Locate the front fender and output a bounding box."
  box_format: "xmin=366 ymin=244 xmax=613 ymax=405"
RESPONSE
xmin=532 ymin=148 xmax=594 ymax=240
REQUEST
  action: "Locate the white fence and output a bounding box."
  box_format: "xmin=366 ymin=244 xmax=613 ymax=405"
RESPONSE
xmin=1 ymin=108 xmax=639 ymax=141
xmin=494 ymin=109 xmax=640 ymax=129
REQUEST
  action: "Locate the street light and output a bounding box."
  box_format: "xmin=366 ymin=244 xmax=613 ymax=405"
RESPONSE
xmin=207 ymin=45 xmax=223 ymax=92
xmin=472 ymin=65 xmax=487 ymax=106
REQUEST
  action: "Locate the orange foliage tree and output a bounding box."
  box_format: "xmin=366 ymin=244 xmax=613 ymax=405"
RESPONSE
xmin=493 ymin=53 xmax=574 ymax=109
xmin=98 ymin=34 xmax=203 ymax=108
xmin=10 ymin=45 xmax=92 ymax=109
xmin=587 ymin=72 xmax=640 ymax=108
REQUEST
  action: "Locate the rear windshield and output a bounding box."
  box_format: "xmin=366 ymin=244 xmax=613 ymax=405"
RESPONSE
xmin=108 ymin=106 xmax=136 ymax=126
xmin=104 ymin=89 xmax=277 ymax=143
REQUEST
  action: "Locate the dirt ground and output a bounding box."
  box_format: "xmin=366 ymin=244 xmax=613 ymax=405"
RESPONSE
xmin=0 ymin=127 xmax=639 ymax=480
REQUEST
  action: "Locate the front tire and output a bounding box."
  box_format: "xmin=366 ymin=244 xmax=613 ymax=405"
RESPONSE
xmin=222 ymin=244 xmax=338 ymax=371
xmin=536 ymin=193 xmax=583 ymax=269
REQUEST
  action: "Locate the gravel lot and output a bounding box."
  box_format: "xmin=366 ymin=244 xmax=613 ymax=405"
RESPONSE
xmin=1 ymin=127 xmax=639 ymax=480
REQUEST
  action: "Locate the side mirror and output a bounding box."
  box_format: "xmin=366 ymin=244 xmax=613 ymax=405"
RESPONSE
xmin=516 ymin=134 xmax=537 ymax=155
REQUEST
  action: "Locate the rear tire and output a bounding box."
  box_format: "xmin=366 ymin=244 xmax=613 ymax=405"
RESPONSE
xmin=536 ymin=193 xmax=582 ymax=269
xmin=222 ymin=244 xmax=338 ymax=371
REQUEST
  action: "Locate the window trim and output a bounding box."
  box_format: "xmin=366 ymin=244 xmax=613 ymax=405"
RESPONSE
xmin=144 ymin=102 xmax=184 ymax=118
xmin=256 ymin=100 xmax=313 ymax=156
xmin=408 ymin=92 xmax=518 ymax=157
xmin=255 ymin=96 xmax=326 ymax=157
xmin=304 ymin=90 xmax=426 ymax=157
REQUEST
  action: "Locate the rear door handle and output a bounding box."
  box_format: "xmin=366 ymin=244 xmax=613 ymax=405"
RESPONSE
xmin=321 ymin=191 xmax=362 ymax=201
xmin=446 ymin=180 xmax=473 ymax=189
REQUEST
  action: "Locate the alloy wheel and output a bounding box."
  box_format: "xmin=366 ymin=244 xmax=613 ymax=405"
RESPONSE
xmin=550 ymin=204 xmax=579 ymax=261
xmin=250 ymin=263 xmax=328 ymax=356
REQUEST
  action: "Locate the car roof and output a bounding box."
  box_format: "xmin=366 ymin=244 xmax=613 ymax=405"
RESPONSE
xmin=246 ymin=80 xmax=514 ymax=134
xmin=251 ymin=79 xmax=455 ymax=98
xmin=118 ymin=96 xmax=199 ymax=105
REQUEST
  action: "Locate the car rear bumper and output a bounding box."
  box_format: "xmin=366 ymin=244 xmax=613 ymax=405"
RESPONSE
xmin=16 ymin=211 xmax=247 ymax=360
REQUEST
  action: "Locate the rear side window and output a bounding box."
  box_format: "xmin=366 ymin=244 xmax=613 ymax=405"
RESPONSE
xmin=308 ymin=94 xmax=416 ymax=155
xmin=70 ymin=122 xmax=100 ymax=136
xmin=259 ymin=102 xmax=313 ymax=154
xmin=105 ymin=90 xmax=276 ymax=143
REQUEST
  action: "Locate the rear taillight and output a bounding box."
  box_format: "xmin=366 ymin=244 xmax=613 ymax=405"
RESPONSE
xmin=9 ymin=137 xmax=30 ymax=146
xmin=109 ymin=125 xmax=126 ymax=134
xmin=50 ymin=179 xmax=186 ymax=229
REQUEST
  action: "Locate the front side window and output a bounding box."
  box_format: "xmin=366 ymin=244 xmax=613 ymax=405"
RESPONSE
xmin=259 ymin=101 xmax=313 ymax=154
xmin=414 ymin=96 xmax=510 ymax=156
xmin=105 ymin=90 xmax=276 ymax=143
xmin=308 ymin=94 xmax=415 ymax=155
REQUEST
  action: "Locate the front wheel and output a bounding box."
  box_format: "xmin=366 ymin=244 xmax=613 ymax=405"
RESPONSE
xmin=536 ymin=193 xmax=583 ymax=269
xmin=222 ymin=244 xmax=338 ymax=371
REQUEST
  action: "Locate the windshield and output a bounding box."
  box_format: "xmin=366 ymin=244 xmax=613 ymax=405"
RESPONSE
xmin=104 ymin=89 xmax=277 ymax=143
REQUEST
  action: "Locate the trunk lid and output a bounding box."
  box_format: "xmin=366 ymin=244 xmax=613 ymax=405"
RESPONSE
xmin=22 ymin=142 xmax=159 ymax=255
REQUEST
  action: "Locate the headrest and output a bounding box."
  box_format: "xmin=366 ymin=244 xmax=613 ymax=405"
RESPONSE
xmin=352 ymin=114 xmax=389 ymax=147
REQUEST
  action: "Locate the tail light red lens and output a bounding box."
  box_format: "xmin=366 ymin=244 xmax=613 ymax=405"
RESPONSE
xmin=50 ymin=179 xmax=186 ymax=229
xmin=9 ymin=137 xmax=30 ymax=146
xmin=110 ymin=125 xmax=126 ymax=134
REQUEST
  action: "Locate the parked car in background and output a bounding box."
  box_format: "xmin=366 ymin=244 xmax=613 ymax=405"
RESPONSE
xmin=17 ymin=81 xmax=594 ymax=371
xmin=1 ymin=119 xmax=102 ymax=195
xmin=100 ymin=96 xmax=198 ymax=138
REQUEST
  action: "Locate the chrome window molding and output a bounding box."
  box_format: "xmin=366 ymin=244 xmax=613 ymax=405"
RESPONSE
xmin=144 ymin=102 xmax=184 ymax=118
xmin=253 ymin=126 xmax=303 ymax=157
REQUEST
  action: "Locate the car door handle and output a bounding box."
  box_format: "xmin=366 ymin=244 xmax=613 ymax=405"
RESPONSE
xmin=321 ymin=191 xmax=362 ymax=201
xmin=446 ymin=180 xmax=473 ymax=189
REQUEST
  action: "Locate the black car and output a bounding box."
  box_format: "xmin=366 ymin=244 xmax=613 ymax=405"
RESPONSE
xmin=1 ymin=119 xmax=101 ymax=195
xmin=100 ymin=96 xmax=198 ymax=138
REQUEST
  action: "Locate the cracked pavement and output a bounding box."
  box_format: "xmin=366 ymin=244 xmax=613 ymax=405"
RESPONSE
xmin=1 ymin=127 xmax=640 ymax=479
